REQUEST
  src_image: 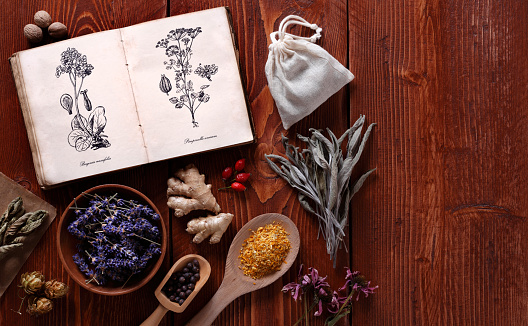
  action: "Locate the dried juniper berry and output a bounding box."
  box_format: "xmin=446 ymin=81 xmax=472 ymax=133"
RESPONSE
xmin=161 ymin=259 xmax=201 ymax=305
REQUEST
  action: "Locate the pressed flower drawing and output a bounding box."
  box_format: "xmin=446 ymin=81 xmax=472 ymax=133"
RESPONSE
xmin=156 ymin=27 xmax=218 ymax=127
xmin=56 ymin=47 xmax=110 ymax=151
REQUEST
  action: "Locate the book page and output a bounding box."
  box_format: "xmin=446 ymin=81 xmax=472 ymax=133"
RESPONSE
xmin=121 ymin=7 xmax=254 ymax=162
xmin=17 ymin=30 xmax=148 ymax=186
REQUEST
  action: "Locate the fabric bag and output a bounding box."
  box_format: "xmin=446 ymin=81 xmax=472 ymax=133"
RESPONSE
xmin=265 ymin=15 xmax=354 ymax=130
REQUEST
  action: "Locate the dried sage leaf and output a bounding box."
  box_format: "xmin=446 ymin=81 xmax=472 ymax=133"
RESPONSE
xmin=0 ymin=197 xmax=25 ymax=244
xmin=265 ymin=115 xmax=376 ymax=266
xmin=3 ymin=212 xmax=32 ymax=245
xmin=18 ymin=210 xmax=47 ymax=235
xmin=0 ymin=243 xmax=23 ymax=260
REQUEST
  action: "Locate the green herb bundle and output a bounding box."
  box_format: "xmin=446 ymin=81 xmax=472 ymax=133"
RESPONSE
xmin=265 ymin=115 xmax=375 ymax=266
xmin=0 ymin=197 xmax=47 ymax=260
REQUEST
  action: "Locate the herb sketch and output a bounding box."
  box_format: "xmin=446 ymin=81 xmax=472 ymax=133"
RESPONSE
xmin=156 ymin=27 xmax=219 ymax=128
xmin=56 ymin=47 xmax=110 ymax=151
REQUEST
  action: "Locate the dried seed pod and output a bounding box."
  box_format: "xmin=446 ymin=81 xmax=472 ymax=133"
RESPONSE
xmin=34 ymin=10 xmax=52 ymax=28
xmin=159 ymin=74 xmax=172 ymax=95
xmin=27 ymin=296 xmax=53 ymax=316
xmin=80 ymin=89 xmax=92 ymax=111
xmin=44 ymin=280 xmax=69 ymax=299
xmin=48 ymin=22 xmax=67 ymax=39
xmin=60 ymin=94 xmax=73 ymax=115
xmin=20 ymin=271 xmax=45 ymax=294
xmin=23 ymin=24 xmax=43 ymax=43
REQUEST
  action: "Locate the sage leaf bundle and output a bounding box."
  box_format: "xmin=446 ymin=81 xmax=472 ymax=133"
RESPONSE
xmin=265 ymin=115 xmax=375 ymax=266
xmin=0 ymin=197 xmax=47 ymax=260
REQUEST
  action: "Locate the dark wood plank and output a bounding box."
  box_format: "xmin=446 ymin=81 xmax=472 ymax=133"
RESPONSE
xmin=168 ymin=1 xmax=351 ymax=325
xmin=0 ymin=1 xmax=166 ymax=326
xmin=350 ymin=0 xmax=528 ymax=325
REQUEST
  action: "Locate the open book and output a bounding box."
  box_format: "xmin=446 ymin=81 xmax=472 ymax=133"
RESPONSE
xmin=10 ymin=7 xmax=254 ymax=189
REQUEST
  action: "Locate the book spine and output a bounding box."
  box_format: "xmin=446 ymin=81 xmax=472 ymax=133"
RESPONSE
xmin=8 ymin=54 xmax=49 ymax=189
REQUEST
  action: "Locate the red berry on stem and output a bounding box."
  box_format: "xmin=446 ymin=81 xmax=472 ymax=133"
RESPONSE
xmin=222 ymin=167 xmax=233 ymax=180
xmin=235 ymin=173 xmax=251 ymax=183
xmin=231 ymin=182 xmax=246 ymax=192
xmin=235 ymin=159 xmax=246 ymax=172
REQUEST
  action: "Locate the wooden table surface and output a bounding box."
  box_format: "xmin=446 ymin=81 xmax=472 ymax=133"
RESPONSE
xmin=1 ymin=0 xmax=526 ymax=325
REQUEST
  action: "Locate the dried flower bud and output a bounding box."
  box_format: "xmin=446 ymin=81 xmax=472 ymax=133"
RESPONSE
xmin=20 ymin=271 xmax=45 ymax=294
xmin=44 ymin=280 xmax=69 ymax=299
xmin=27 ymin=296 xmax=53 ymax=316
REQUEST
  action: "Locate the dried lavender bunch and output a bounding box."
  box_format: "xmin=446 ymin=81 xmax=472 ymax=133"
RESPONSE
xmin=68 ymin=194 xmax=161 ymax=286
xmin=265 ymin=115 xmax=375 ymax=266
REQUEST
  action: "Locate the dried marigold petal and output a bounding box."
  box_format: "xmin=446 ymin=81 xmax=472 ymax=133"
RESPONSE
xmin=238 ymin=222 xmax=291 ymax=279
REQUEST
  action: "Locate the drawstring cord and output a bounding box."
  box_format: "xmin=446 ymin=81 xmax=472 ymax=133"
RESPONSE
xmin=270 ymin=15 xmax=322 ymax=44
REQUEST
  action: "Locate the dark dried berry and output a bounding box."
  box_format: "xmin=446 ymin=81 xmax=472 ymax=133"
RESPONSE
xmin=188 ymin=284 xmax=195 ymax=290
xmin=183 ymin=267 xmax=189 ymax=273
xmin=178 ymin=299 xmax=184 ymax=305
xmin=190 ymin=276 xmax=196 ymax=283
xmin=185 ymin=289 xmax=192 ymax=296
xmin=179 ymin=277 xmax=185 ymax=283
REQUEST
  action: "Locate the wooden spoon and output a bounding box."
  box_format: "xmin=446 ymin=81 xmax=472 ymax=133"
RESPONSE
xmin=141 ymin=254 xmax=211 ymax=326
xmin=186 ymin=213 xmax=300 ymax=326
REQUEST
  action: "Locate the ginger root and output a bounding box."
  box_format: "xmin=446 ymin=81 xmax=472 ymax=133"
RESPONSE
xmin=167 ymin=164 xmax=221 ymax=217
xmin=186 ymin=213 xmax=234 ymax=244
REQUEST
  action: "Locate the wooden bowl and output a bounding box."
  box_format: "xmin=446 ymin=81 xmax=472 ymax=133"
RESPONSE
xmin=57 ymin=184 xmax=167 ymax=296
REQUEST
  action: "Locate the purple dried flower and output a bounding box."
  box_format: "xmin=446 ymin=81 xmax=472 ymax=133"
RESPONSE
xmin=283 ymin=265 xmax=377 ymax=325
xmin=340 ymin=267 xmax=378 ymax=300
xmin=68 ymin=194 xmax=161 ymax=285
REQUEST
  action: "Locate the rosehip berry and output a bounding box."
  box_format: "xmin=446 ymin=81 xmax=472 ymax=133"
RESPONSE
xmin=234 ymin=159 xmax=246 ymax=172
xmin=235 ymin=173 xmax=251 ymax=183
xmin=222 ymin=167 xmax=233 ymax=180
xmin=231 ymin=182 xmax=246 ymax=192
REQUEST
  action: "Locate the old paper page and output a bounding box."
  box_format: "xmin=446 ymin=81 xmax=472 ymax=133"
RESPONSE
xmin=121 ymin=7 xmax=254 ymax=163
xmin=17 ymin=30 xmax=148 ymax=186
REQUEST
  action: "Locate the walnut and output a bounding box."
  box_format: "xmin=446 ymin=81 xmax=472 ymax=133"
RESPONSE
xmin=48 ymin=22 xmax=67 ymax=39
xmin=23 ymin=24 xmax=43 ymax=43
xmin=34 ymin=10 xmax=52 ymax=28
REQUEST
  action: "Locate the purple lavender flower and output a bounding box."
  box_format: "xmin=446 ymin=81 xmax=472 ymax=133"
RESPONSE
xmin=69 ymin=193 xmax=161 ymax=285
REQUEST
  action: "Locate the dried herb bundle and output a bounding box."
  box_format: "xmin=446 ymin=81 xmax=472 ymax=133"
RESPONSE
xmin=0 ymin=197 xmax=47 ymax=260
xmin=265 ymin=115 xmax=375 ymax=266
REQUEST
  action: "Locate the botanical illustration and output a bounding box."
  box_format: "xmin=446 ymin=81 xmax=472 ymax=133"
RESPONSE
xmin=156 ymin=27 xmax=219 ymax=127
xmin=56 ymin=47 xmax=110 ymax=152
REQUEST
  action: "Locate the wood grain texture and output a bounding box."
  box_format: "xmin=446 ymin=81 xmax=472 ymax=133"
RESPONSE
xmin=3 ymin=0 xmax=523 ymax=325
xmin=168 ymin=0 xmax=351 ymax=325
xmin=350 ymin=0 xmax=528 ymax=325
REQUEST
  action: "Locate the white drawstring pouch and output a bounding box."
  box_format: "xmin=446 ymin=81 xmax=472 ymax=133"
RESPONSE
xmin=265 ymin=15 xmax=354 ymax=130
